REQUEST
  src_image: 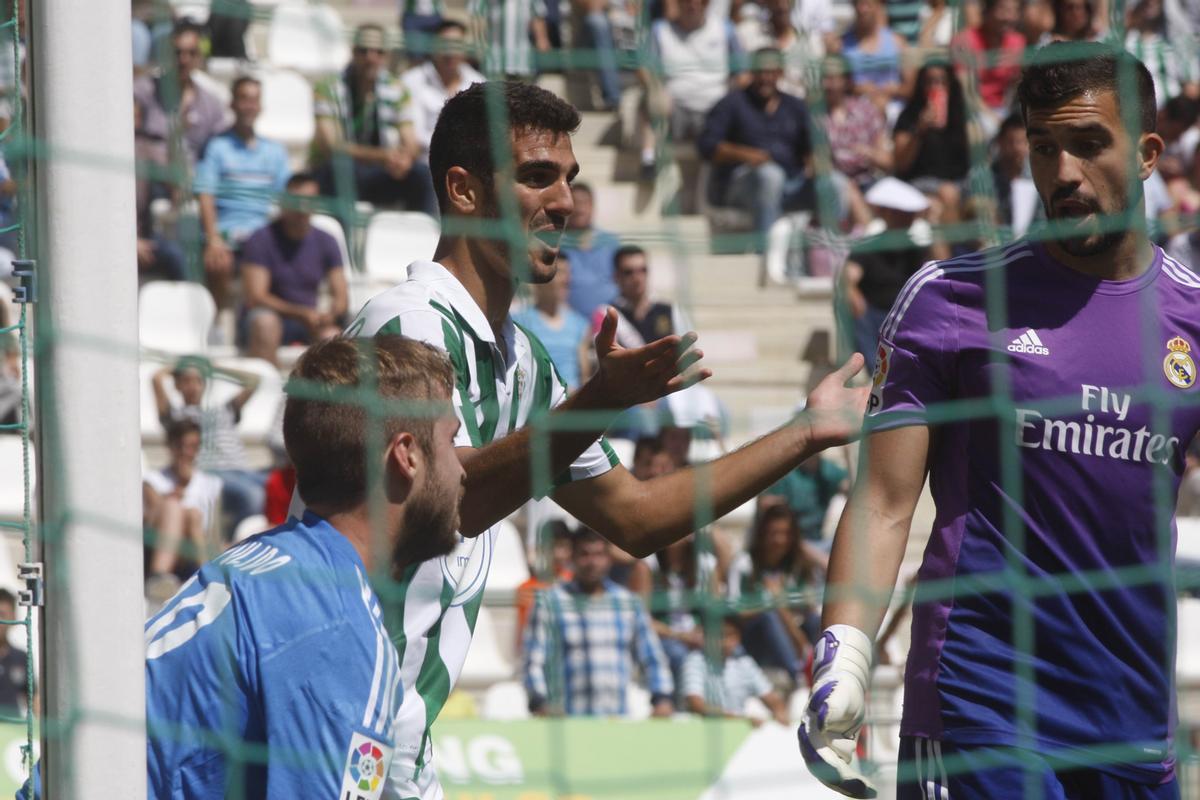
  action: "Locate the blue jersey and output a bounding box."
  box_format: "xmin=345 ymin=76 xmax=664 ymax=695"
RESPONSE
xmin=146 ymin=512 xmax=400 ymax=799
xmin=869 ymin=241 xmax=1200 ymax=780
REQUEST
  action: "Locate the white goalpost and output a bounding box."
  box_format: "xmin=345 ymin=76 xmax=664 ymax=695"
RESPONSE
xmin=29 ymin=0 xmax=147 ymax=795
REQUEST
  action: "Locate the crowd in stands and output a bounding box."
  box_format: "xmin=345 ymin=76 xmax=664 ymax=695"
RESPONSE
xmin=0 ymin=0 xmax=1182 ymax=723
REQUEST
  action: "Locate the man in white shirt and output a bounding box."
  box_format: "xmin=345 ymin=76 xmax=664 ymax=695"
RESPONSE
xmin=400 ymin=19 xmax=484 ymax=160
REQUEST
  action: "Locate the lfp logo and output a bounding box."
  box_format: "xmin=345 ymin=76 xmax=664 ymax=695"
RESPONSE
xmin=351 ymin=741 xmax=385 ymax=792
xmin=341 ymin=732 xmax=393 ymax=800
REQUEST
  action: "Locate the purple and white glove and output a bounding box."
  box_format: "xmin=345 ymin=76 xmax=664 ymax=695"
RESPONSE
xmin=797 ymin=624 xmax=877 ymax=799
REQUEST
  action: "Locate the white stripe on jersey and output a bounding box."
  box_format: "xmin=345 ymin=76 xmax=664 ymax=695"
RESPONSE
xmin=932 ymin=740 xmax=950 ymax=799
xmin=1163 ymin=254 xmax=1200 ymax=288
xmin=882 ymin=244 xmax=1032 ymax=341
xmin=1027 ymin=330 xmax=1045 ymax=348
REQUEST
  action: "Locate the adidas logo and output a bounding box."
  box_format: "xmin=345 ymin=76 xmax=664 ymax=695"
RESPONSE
xmin=1007 ymin=329 xmax=1050 ymax=356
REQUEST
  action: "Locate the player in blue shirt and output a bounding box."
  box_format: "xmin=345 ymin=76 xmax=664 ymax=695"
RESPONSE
xmin=23 ymin=334 xmax=465 ymax=800
xmin=801 ymin=46 xmax=1200 ymax=799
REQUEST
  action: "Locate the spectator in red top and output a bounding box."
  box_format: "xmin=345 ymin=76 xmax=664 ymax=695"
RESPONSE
xmin=952 ymin=0 xmax=1025 ymax=135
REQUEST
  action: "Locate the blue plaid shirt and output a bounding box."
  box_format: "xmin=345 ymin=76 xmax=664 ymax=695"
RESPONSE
xmin=523 ymin=579 xmax=674 ymax=716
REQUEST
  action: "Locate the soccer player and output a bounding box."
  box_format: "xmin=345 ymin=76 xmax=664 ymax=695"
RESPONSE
xmin=340 ymin=80 xmax=870 ymax=799
xmin=800 ymin=45 xmax=1200 ymax=799
xmin=83 ymin=335 xmax=456 ymax=800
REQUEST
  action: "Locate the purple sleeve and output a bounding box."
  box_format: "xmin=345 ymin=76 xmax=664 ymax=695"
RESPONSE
xmin=239 ymin=228 xmax=271 ymax=268
xmin=865 ymin=270 xmax=954 ymax=431
xmin=320 ymin=230 xmax=342 ymax=273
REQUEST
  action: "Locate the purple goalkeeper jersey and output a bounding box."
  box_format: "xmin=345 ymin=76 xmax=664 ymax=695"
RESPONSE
xmin=867 ymin=239 xmax=1200 ymax=781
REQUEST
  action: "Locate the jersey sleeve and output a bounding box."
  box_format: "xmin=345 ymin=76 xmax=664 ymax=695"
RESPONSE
xmin=865 ymin=268 xmax=956 ymax=432
xmin=257 ymin=623 xmax=398 ymax=800
xmin=192 ymin=139 xmax=221 ymax=196
xmin=545 ymin=359 xmax=620 ymax=491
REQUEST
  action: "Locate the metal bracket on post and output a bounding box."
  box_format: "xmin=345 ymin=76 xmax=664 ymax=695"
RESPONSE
xmin=17 ymin=563 xmax=42 ymax=608
xmin=12 ymin=259 xmax=36 ymax=304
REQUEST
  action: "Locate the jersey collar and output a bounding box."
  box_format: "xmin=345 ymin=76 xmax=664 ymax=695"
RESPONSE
xmin=407 ymin=260 xmax=516 ymax=350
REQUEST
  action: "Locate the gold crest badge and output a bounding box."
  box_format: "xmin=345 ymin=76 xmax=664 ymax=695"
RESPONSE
xmin=1164 ymin=336 xmax=1196 ymax=389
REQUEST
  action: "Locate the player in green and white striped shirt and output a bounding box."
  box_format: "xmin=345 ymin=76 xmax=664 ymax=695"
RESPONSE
xmin=344 ymin=81 xmax=870 ymax=800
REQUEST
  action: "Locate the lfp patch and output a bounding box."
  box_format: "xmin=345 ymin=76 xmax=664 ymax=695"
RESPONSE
xmin=867 ymin=341 xmax=894 ymax=415
xmin=1164 ymin=336 xmax=1196 ymax=390
xmin=340 ymin=732 xmax=393 ymax=800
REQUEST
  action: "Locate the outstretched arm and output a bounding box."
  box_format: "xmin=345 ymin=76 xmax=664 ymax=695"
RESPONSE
xmin=456 ymin=308 xmax=709 ymax=536
xmin=555 ymin=356 xmax=870 ymax=557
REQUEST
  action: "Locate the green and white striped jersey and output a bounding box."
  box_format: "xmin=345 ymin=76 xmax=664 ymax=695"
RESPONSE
xmin=346 ymin=260 xmax=618 ymax=795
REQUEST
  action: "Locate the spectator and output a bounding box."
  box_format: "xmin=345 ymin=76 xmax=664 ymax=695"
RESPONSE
xmin=239 ymin=172 xmax=349 ymax=365
xmin=1179 ymin=438 xmax=1200 ymax=517
xmin=952 ymin=0 xmax=1025 ymax=136
xmin=1156 ymin=96 xmax=1200 ymax=214
xmin=513 ymin=255 xmax=593 ymax=391
xmin=523 ymin=529 xmax=675 ymax=717
xmin=790 ymin=0 xmax=839 ymax=58
xmin=1043 ymin=0 xmax=1105 ymax=42
xmin=1125 ymin=0 xmax=1190 ymax=109
xmin=728 ymin=505 xmax=824 ymax=687
xmin=758 ymin=453 xmax=849 ymax=543
xmin=152 ymin=357 xmax=264 ymax=541
xmin=468 ymin=0 xmax=552 ymax=78
xmin=311 ymin=24 xmax=438 ymax=216
xmin=400 ymin=0 xmax=445 ymax=54
xmin=194 ymin=76 xmax=291 ymax=308
xmin=610 ymin=245 xmax=691 ymax=349
xmin=681 ymin=613 xmax=789 ymax=724
xmin=816 ymin=55 xmax=892 ymax=191
xmin=638 ymin=0 xmax=745 ymax=176
xmin=561 ymin=182 xmax=620 ymax=319
xmin=400 ymin=19 xmax=485 ymax=161
xmin=262 ymin=459 xmax=295 ymax=528
xmin=576 ymin=0 xmax=629 ymax=110
xmin=698 ymin=49 xmax=868 ymax=248
xmin=134 ymin=102 xmax=186 ymax=285
xmin=736 ymin=0 xmax=808 ymax=95
xmin=143 ymin=418 xmax=223 ymax=578
xmin=133 ymin=20 xmax=227 ymax=169
xmin=0 ymin=329 xmax=18 ymax=428
xmin=917 ymin=0 xmax=958 ymax=48
xmin=988 ymin=111 xmax=1038 ymax=234
xmin=207 ymin=0 xmax=252 ymax=59
xmin=634 ymin=533 xmax=720 ymax=689
xmin=892 ymin=62 xmax=970 ymax=258
xmin=515 ymin=519 xmax=575 ymax=645
xmin=838 ymin=0 xmax=913 ymax=113
xmin=840 ymin=176 xmax=933 ymax=366
xmin=0 ymin=589 xmax=32 ymax=718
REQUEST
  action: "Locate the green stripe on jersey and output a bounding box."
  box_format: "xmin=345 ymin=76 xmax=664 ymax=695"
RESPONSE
xmin=414 ymin=577 xmax=458 ymax=771
xmin=517 ymin=322 xmax=557 ymax=417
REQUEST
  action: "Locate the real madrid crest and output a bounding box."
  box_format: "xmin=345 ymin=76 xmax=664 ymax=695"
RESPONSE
xmin=1164 ymin=336 xmax=1196 ymax=389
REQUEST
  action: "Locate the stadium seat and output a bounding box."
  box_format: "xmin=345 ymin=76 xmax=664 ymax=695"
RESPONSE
xmin=457 ymin=606 xmax=515 ymax=689
xmin=483 ymin=519 xmax=530 ymax=602
xmin=363 ymin=211 xmax=440 ymax=287
xmin=309 ymin=214 xmax=352 ymax=272
xmin=481 ymin=680 xmax=530 ymax=721
xmin=169 ymin=0 xmax=210 ymax=25
xmin=138 ymin=282 xmax=217 ymax=356
xmin=266 ymin=1 xmax=350 ymax=76
xmin=233 ymin=514 xmax=269 ymax=543
xmin=1177 ymin=597 xmax=1200 ymax=684
xmin=255 ymin=69 xmax=316 ymax=150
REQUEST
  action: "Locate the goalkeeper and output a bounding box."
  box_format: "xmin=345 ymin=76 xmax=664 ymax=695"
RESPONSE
xmin=800 ymin=45 xmax=1200 ymax=800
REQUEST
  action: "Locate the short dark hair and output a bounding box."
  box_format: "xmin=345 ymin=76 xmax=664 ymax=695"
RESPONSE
xmin=571 ymin=181 xmax=593 ymax=197
xmin=283 ymin=335 xmax=455 ymax=514
xmin=1017 ymin=43 xmax=1157 ymax=134
xmin=171 ymin=355 xmax=208 ymax=381
xmin=286 ymin=171 xmax=318 ymax=191
xmin=231 ymin=75 xmax=261 ymax=98
xmin=172 ymin=19 xmax=205 ymax=40
xmin=428 ymin=81 xmax=581 ymax=214
xmin=998 ymin=111 xmax=1025 ymax=137
xmin=165 ymin=418 xmax=201 ymax=447
xmin=1163 ymin=95 xmax=1200 ymax=127
xmin=572 ymin=527 xmax=607 ymax=551
xmin=435 ymin=19 xmax=468 ymax=36
xmin=0 ymin=588 xmax=15 ymax=611
xmin=613 ymin=245 xmax=646 ymax=272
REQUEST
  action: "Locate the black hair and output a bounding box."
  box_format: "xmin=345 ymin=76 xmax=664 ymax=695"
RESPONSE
xmin=230 ymin=75 xmax=261 ymax=97
xmin=0 ymin=588 xmax=15 ymax=610
xmin=571 ymin=181 xmax=594 ymax=196
xmin=612 ymin=244 xmax=646 ymax=272
xmin=428 ymin=81 xmax=581 ymax=215
xmin=172 ymin=19 xmax=205 ymax=40
xmin=572 ymin=527 xmax=607 ymax=550
xmin=1163 ymin=95 xmax=1200 ymax=128
xmin=165 ymin=418 xmax=201 ymax=447
xmin=1017 ymin=43 xmax=1157 ymax=134
xmin=435 ymin=19 xmax=468 ymax=36
xmin=286 ymin=171 xmax=319 ymax=191
xmin=998 ymin=111 xmax=1025 ymax=137
xmin=171 ymin=355 xmax=208 ymax=380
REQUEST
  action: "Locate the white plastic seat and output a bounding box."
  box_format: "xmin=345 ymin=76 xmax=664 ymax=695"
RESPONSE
xmin=256 ymin=69 xmax=316 ymax=149
xmin=267 ymin=1 xmax=350 ymax=76
xmin=139 ymin=282 xmax=217 ymax=355
xmin=170 ymin=0 xmax=211 ymax=25
xmin=0 ymin=435 xmax=32 ymax=522
xmin=481 ymin=680 xmax=530 ymax=721
xmin=363 ymin=211 xmax=440 ymax=286
xmin=1178 ymin=597 xmax=1200 ymax=685
xmin=457 ymin=606 xmax=515 ymax=689
xmin=309 ymin=213 xmax=352 ymax=271
xmin=233 ymin=513 xmax=270 ymax=543
xmin=483 ymin=519 xmax=531 ymax=602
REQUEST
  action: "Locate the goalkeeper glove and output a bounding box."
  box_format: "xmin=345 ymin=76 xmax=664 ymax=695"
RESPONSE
xmin=797 ymin=624 xmax=877 ymax=799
